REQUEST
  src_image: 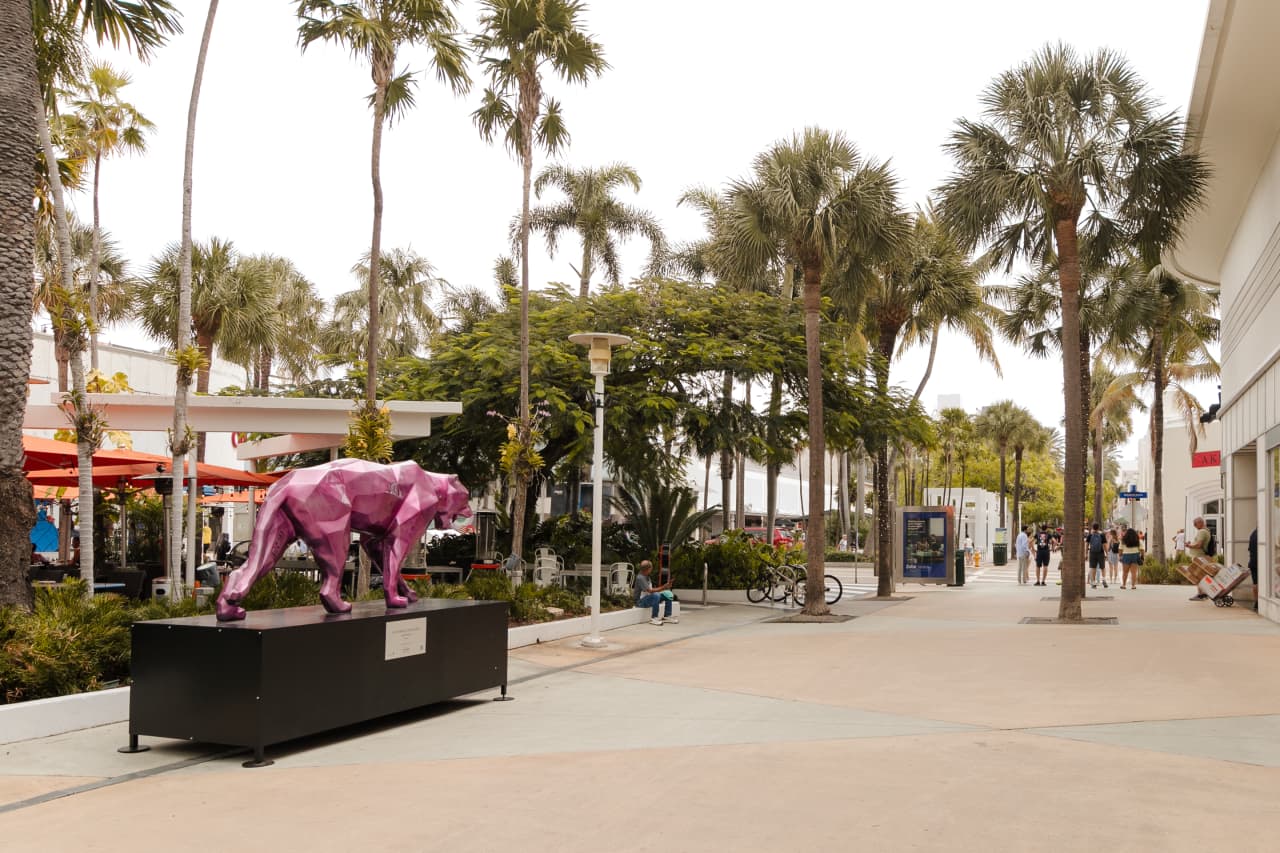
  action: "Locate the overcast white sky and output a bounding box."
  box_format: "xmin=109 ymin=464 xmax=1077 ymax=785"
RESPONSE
xmin=75 ymin=0 xmax=1214 ymax=459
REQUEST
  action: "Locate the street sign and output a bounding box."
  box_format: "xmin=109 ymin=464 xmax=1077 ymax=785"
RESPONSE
xmin=1119 ymin=491 xmax=1148 ymax=500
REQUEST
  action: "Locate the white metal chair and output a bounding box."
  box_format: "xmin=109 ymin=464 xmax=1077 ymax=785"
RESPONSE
xmin=534 ymin=547 xmax=556 ymax=564
xmin=534 ymin=553 xmax=563 ymax=587
xmin=608 ymin=562 xmax=635 ymax=597
xmin=502 ymin=553 xmax=526 ymax=587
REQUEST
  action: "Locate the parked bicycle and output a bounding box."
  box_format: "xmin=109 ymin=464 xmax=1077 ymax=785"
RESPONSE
xmin=746 ymin=564 xmax=843 ymax=606
xmin=746 ymin=562 xmax=804 ymax=605
xmin=790 ymin=566 xmax=843 ymax=606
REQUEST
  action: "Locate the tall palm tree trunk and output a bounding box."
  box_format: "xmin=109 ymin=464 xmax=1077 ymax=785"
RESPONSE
xmin=801 ymin=262 xmax=828 ymax=615
xmin=719 ymin=369 xmax=732 ymax=530
xmin=1092 ymin=426 xmax=1104 ymax=526
xmin=0 ymin=0 xmax=40 ymax=608
xmin=194 ymin=330 xmax=215 ymax=462
xmin=36 ymin=79 xmax=94 ymax=594
xmin=1012 ymin=448 xmax=1024 ymax=531
xmin=855 ymin=452 xmax=866 ymax=552
xmin=838 ymin=452 xmax=850 ymax=543
xmin=54 ymin=330 xmax=69 ymax=392
xmin=765 ymin=372 xmax=782 ymax=544
xmin=1079 ymin=332 xmax=1092 ymax=526
xmin=1150 ymin=338 xmax=1167 ymax=562
xmin=508 ymin=98 xmax=536 ymax=565
xmin=89 ymin=149 xmax=102 ymax=370
xmin=997 ymin=448 xmax=1007 ymax=528
xmin=171 ymin=0 xmax=218 ymax=599
xmin=956 ymin=457 xmax=968 ymax=545
xmin=1055 ymin=216 xmax=1087 ymax=621
xmin=873 ymin=329 xmax=897 ymax=598
xmin=577 ymin=238 xmax=592 ymax=299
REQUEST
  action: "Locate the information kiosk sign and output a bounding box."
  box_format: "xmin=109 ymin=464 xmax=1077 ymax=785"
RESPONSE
xmin=895 ymin=505 xmax=956 ymax=585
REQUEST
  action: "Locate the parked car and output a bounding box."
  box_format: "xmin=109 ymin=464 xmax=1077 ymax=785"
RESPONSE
xmin=707 ymin=527 xmax=793 ymax=547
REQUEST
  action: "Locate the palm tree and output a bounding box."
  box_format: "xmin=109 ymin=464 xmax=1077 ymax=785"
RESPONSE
xmin=528 ymin=162 xmax=664 ymax=298
xmin=297 ymin=0 xmax=470 ymax=406
xmin=66 ymin=61 xmax=152 ymax=370
xmin=974 ymin=402 xmax=1025 ymax=529
xmin=860 ymin=208 xmax=997 ymax=596
xmin=136 ymin=238 xmax=278 ymax=459
xmin=0 ymin=0 xmax=41 ymax=609
xmin=225 ymin=255 xmax=323 ymax=391
xmin=937 ymin=44 xmax=1209 ymax=621
xmin=1089 ymin=357 xmax=1138 ymax=525
xmin=322 ymin=248 xmax=443 ymax=366
xmin=34 ymin=218 xmax=130 ymax=391
xmin=723 ymin=128 xmax=904 ymax=614
xmin=169 ymin=0 xmax=217 ymax=597
xmin=472 ymin=0 xmax=607 ymax=560
xmin=1010 ymin=418 xmax=1049 ymax=533
xmin=611 ymin=477 xmax=719 ymax=561
xmin=27 ymin=0 xmax=180 ymax=601
xmin=936 ymin=407 xmax=970 ymax=508
xmin=1100 ymin=266 xmax=1218 ymax=561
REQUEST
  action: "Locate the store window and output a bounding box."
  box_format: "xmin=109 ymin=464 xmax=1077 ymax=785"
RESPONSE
xmin=1271 ymin=449 xmax=1280 ymax=599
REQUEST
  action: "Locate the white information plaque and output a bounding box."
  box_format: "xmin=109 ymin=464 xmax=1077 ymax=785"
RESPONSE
xmin=384 ymin=617 xmax=427 ymax=660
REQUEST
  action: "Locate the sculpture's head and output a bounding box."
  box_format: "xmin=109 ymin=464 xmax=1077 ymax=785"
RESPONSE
xmin=432 ymin=474 xmax=472 ymax=529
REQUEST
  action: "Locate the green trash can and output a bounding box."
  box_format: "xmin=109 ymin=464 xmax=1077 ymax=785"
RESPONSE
xmin=952 ymin=551 xmax=966 ymax=586
xmin=993 ymin=542 xmax=1008 ymax=566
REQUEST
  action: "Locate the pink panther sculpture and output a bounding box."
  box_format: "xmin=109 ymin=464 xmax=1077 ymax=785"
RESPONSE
xmin=216 ymin=459 xmax=472 ymax=621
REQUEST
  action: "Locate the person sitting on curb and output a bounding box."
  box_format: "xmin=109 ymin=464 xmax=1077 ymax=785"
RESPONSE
xmin=634 ymin=560 xmax=677 ymax=625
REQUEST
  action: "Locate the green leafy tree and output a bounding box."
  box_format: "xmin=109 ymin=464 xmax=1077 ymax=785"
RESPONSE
xmin=937 ymin=44 xmax=1208 ymax=620
xmin=472 ymin=0 xmax=607 ymax=561
xmin=224 ymin=254 xmax=324 ymax=391
xmin=529 ymin=162 xmax=665 ymax=298
xmin=974 ymin=401 xmax=1029 ymax=528
xmin=297 ymin=0 xmax=470 ymax=406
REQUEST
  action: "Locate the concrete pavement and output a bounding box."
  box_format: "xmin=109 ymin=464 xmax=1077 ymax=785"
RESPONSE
xmin=2 ymin=580 xmax=1278 ymax=852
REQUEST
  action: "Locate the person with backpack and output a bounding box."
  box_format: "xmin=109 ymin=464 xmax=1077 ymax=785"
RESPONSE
xmin=1120 ymin=526 xmax=1143 ymax=589
xmin=1106 ymin=527 xmax=1121 ymax=586
xmin=1187 ymin=517 xmax=1213 ymax=560
xmin=1033 ymin=525 xmax=1053 ymax=586
xmin=1086 ymin=523 xmax=1108 ymax=589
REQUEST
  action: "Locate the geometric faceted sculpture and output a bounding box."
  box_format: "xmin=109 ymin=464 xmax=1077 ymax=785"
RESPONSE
xmin=215 ymin=459 xmax=472 ymax=621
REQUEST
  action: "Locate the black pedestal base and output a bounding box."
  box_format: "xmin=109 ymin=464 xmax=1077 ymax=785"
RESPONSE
xmin=121 ymin=598 xmax=508 ymax=766
xmin=117 ymin=734 xmax=150 ymax=754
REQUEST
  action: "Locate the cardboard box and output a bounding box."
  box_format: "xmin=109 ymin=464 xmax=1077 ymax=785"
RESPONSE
xmin=1199 ymin=563 xmax=1247 ymax=598
xmin=1181 ymin=557 xmax=1221 ymax=585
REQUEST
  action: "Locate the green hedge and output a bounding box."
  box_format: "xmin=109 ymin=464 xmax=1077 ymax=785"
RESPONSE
xmin=1138 ymin=558 xmax=1194 ymax=585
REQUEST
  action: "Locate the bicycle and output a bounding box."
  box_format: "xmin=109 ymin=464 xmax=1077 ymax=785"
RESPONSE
xmin=746 ymin=562 xmax=805 ymax=605
xmin=789 ymin=565 xmax=844 ymax=606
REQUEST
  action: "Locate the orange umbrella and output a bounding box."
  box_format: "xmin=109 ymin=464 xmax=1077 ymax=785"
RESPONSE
xmin=26 ymin=462 xmax=275 ymax=489
xmin=200 ymin=490 xmax=267 ymax=505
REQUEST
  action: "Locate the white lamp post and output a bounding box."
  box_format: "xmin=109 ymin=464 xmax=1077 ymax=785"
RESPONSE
xmin=568 ymin=332 xmax=631 ymax=649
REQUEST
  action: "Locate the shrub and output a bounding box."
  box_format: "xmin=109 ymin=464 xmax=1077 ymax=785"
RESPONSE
xmin=670 ymin=532 xmax=774 ymax=589
xmin=1139 ymin=559 xmax=1193 ymax=585
xmin=824 ymin=550 xmax=867 ymax=563
xmin=425 ymin=533 xmax=476 ymax=567
xmin=539 ymin=584 xmax=588 ymax=616
xmin=240 ymin=571 xmax=321 ymax=610
xmin=465 ymin=571 xmax=514 ymax=602
xmin=510 ymin=582 xmax=552 ymax=623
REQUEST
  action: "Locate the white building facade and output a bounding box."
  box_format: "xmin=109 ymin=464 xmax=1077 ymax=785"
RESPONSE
xmin=1170 ymin=0 xmax=1280 ymax=622
xmin=1135 ymin=399 xmax=1223 ymax=551
xmin=923 ymin=487 xmax=1002 ymax=555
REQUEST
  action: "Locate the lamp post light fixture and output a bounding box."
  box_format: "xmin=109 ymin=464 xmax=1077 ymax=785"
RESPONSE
xmin=568 ymin=332 xmax=632 ymax=649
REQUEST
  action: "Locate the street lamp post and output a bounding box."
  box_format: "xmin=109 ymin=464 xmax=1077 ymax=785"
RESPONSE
xmin=568 ymin=332 xmax=631 ymax=649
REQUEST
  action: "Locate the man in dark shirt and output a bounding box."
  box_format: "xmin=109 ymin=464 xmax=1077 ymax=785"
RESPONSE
xmin=1034 ymin=526 xmax=1052 ymax=586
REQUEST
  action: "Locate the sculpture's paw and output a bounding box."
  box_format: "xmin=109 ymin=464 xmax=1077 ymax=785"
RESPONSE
xmin=320 ymin=595 xmax=352 ymax=615
xmin=215 ymin=599 xmax=246 ymax=621
xmin=404 ymin=588 xmax=419 ymax=603
xmin=385 ymin=593 xmax=409 ymax=609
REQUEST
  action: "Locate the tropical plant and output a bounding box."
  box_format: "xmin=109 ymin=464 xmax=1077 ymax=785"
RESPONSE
xmin=322 ymin=248 xmax=443 ymax=365
xmin=1089 ymin=357 xmax=1138 ymax=525
xmin=297 ymin=0 xmax=469 ymax=407
xmin=528 ymin=161 xmax=665 ymax=298
xmin=722 ymin=127 xmax=904 ymax=613
xmin=472 ymin=0 xmax=607 ymax=563
xmin=974 ymin=401 xmax=1030 ymax=528
xmin=1010 ymin=419 xmax=1050 ymax=532
xmin=34 ymin=218 xmax=130 ymax=391
xmin=225 ymin=254 xmax=323 ymax=390
xmin=1100 ymin=267 xmax=1218 ymax=560
xmin=65 ymin=61 xmax=152 ymax=369
xmin=937 ymin=44 xmax=1209 ymax=620
xmin=611 ymin=477 xmax=720 ymax=562
xmin=136 ymin=238 xmax=278 ymax=455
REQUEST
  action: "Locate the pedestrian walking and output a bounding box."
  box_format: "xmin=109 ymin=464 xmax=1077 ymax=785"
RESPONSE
xmin=1015 ymin=525 xmax=1031 ymax=584
xmin=1106 ymin=527 xmax=1120 ymax=586
xmin=1173 ymin=528 xmax=1187 ymax=558
xmin=1086 ymin=523 xmax=1108 ymax=589
xmin=963 ymin=534 xmax=974 ymax=566
xmin=1120 ymin=526 xmax=1143 ymax=590
xmin=1033 ymin=525 xmax=1052 ymax=586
